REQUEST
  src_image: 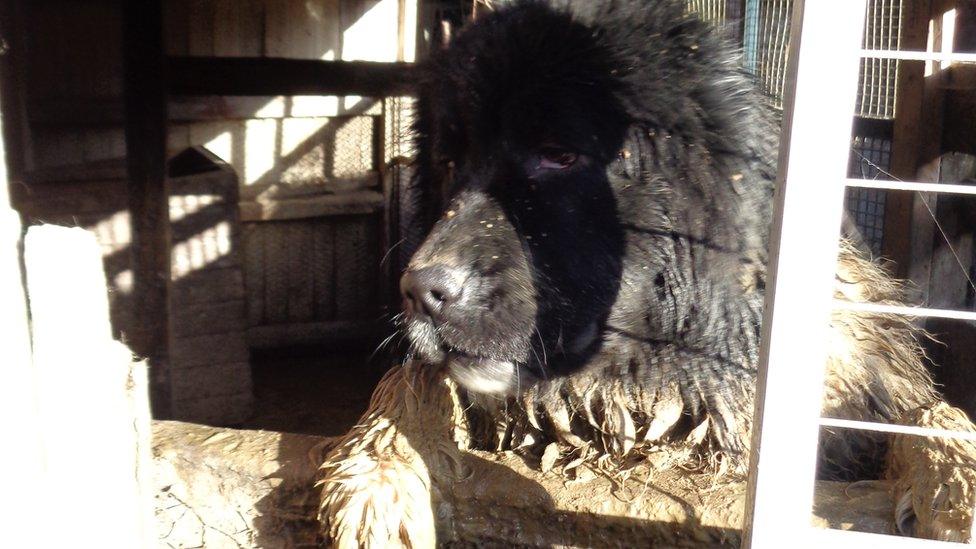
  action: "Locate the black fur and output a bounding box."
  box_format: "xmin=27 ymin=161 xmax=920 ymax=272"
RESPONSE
xmin=403 ymin=0 xmax=783 ymax=462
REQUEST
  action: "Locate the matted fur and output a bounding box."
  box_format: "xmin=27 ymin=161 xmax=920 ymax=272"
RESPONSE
xmin=318 ymin=0 xmax=976 ymax=545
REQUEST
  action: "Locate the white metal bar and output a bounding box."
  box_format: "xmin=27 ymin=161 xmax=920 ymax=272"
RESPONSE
xmin=833 ymin=299 xmax=976 ymax=322
xmin=846 ymin=177 xmax=976 ymax=196
xmin=820 ymin=417 xmax=976 ymax=442
xmin=861 ymin=49 xmax=976 ymax=63
xmin=742 ymin=1 xmax=868 ymax=548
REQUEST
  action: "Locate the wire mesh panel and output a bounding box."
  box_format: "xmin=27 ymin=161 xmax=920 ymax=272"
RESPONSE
xmin=687 ymin=0 xmax=743 ymax=41
xmin=745 ymin=0 xmax=901 ymax=116
xmin=857 ymin=0 xmax=901 ymax=118
xmin=687 ymin=0 xmax=727 ymax=25
xmin=752 ymin=0 xmax=793 ymax=108
xmin=846 ymin=136 xmax=892 ymax=256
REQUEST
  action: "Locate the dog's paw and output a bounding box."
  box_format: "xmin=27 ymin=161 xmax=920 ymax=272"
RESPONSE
xmin=319 ymin=447 xmax=436 ymax=548
xmin=890 ymin=403 xmax=976 ymax=543
xmin=893 ymin=469 xmax=975 ymax=542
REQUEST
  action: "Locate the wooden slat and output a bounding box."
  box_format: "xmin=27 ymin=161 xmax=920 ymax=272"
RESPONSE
xmin=246 ymin=319 xmax=384 ymax=349
xmin=286 ymin=221 xmax=315 ymax=322
xmin=242 ymin=223 xmax=266 ymax=327
xmin=167 ymin=57 xmax=417 ymax=97
xmin=187 ymin=1 xmax=216 ymax=56
xmin=941 ymin=64 xmax=976 ymax=90
xmin=312 ymin=220 xmax=336 ymax=321
xmin=239 ymin=190 xmax=385 ymax=221
xmin=334 ymin=215 xmax=376 ymax=319
xmin=213 ymin=0 xmax=264 ymax=57
xmin=881 ymin=0 xmax=937 ymax=284
xmin=123 ymin=0 xmax=172 ymax=418
xmin=265 ymin=0 xmax=340 ymax=59
xmin=0 ymin=0 xmax=34 ymax=176
xmin=262 ymin=222 xmax=290 ymax=324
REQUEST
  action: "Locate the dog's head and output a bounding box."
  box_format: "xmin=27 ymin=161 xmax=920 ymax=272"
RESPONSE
xmin=401 ymin=1 xmax=768 ymax=395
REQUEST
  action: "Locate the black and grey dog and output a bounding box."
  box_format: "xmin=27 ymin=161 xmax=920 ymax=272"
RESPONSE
xmin=321 ymin=1 xmax=974 ymax=545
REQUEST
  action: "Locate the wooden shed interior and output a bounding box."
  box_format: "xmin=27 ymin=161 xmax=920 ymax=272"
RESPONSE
xmin=1 ymin=0 xmax=974 ymax=439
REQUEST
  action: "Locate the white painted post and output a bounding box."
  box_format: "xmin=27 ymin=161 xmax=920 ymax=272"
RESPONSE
xmin=742 ymin=1 xmax=868 ymax=547
xmin=24 ymin=226 xmax=155 ymax=548
xmin=0 ymin=99 xmax=44 ymax=548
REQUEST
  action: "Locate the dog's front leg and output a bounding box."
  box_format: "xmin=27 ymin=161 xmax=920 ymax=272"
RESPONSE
xmin=318 ymin=361 xmax=470 ymax=548
xmin=887 ymin=402 xmax=976 ymax=542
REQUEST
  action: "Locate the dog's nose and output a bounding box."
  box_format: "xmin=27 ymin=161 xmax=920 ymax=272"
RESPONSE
xmin=400 ymin=265 xmax=464 ymax=320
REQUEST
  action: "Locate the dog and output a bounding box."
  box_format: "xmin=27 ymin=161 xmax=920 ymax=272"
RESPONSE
xmin=318 ymin=2 xmax=976 ymax=545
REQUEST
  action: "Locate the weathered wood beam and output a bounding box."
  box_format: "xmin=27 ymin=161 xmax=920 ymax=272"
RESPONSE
xmin=123 ymin=0 xmax=172 ymax=418
xmin=881 ymin=0 xmax=939 ymax=286
xmin=167 ymin=57 xmax=417 ymax=97
xmin=942 ymin=4 xmax=976 ymax=155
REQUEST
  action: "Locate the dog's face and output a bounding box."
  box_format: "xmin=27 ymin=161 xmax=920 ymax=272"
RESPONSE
xmin=401 ymin=5 xmax=633 ymax=395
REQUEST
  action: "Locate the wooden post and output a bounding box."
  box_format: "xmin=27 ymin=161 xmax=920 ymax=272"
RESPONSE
xmin=881 ymin=0 xmax=940 ymax=296
xmin=123 ymin=0 xmax=172 ymax=417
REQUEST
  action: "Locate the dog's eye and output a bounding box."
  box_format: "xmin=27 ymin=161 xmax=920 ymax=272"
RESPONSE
xmin=538 ymin=148 xmax=578 ymax=170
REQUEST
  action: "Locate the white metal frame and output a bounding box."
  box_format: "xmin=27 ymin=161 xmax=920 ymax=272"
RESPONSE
xmin=744 ymin=0 xmax=976 ymax=547
xmin=742 ymin=1 xmax=868 ymax=546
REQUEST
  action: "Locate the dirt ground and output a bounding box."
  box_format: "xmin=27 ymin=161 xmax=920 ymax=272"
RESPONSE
xmin=244 ymin=346 xmax=389 ymax=437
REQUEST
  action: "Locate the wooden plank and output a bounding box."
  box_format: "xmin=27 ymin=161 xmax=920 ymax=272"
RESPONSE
xmin=245 ymin=319 xmax=384 ymax=348
xmin=265 ymin=0 xmax=340 ymax=59
xmin=169 ymin=361 xmax=252 ymax=400
xmin=242 ymin=223 xmax=266 ymax=326
xmin=944 ymin=88 xmax=976 ymax=155
xmin=172 ymin=267 xmax=247 ymax=304
xmin=262 ymin=222 xmax=290 ymax=324
xmin=286 ymin=221 xmax=316 ymax=322
xmin=881 ymin=0 xmax=935 ymax=281
xmin=0 ymin=0 xmax=35 ymax=176
xmin=187 ymin=1 xmax=215 ymax=56
xmin=167 ymin=393 xmax=253 ymax=425
xmin=123 ymin=0 xmax=172 ymax=418
xmin=312 ymin=219 xmax=337 ymax=321
xmin=334 ymin=215 xmax=377 ymax=319
xmin=214 ymin=0 xmax=264 ymax=57
xmin=167 ymin=57 xmax=416 ymax=97
xmin=239 ymin=190 xmax=385 ymax=221
xmin=170 ymin=332 xmax=251 ymax=369
xmin=171 ymin=300 xmax=248 ymax=338
xmin=163 ymin=0 xmax=190 ymax=56
xmin=940 ymin=64 xmax=976 ymax=90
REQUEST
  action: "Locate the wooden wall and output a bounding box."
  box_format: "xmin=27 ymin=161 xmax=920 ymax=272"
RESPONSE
xmin=9 ymin=0 xmax=415 ymax=178
xmin=7 ymin=0 xmax=419 ymax=422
